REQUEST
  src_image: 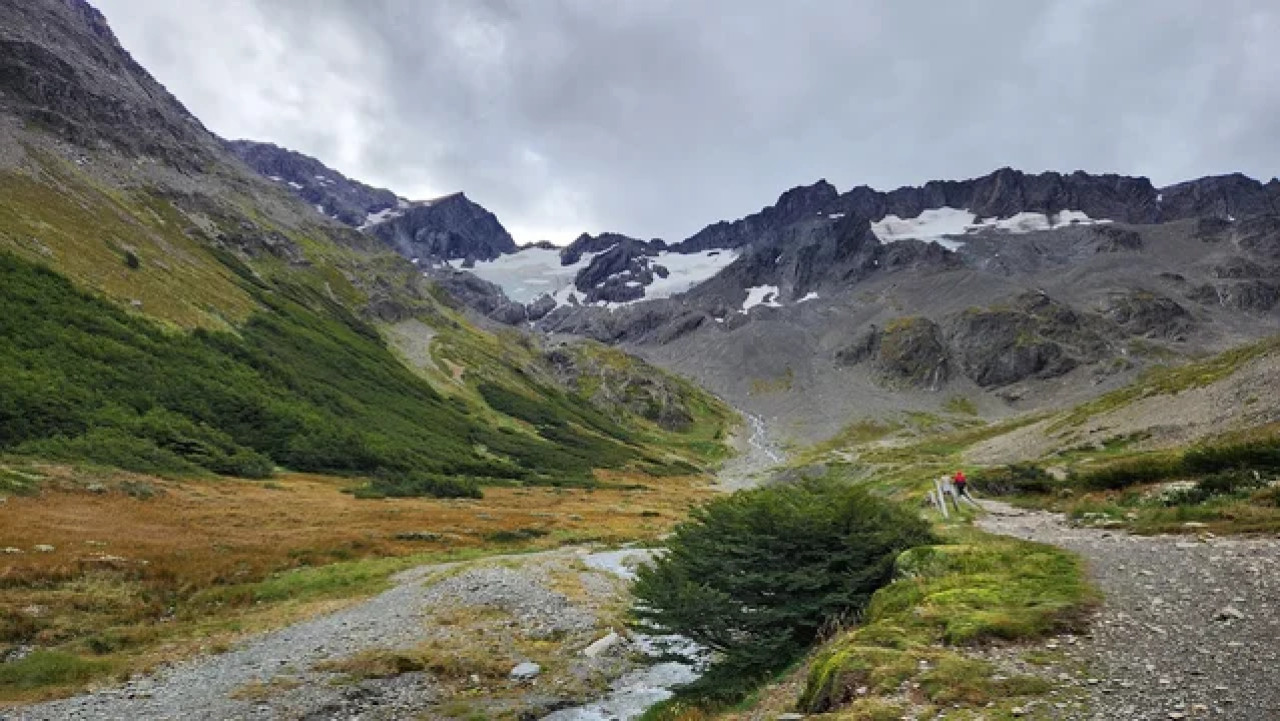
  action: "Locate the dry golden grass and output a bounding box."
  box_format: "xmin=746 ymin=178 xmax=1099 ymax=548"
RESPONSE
xmin=228 ymin=675 xmax=303 ymax=702
xmin=0 ymin=463 xmax=712 ymax=704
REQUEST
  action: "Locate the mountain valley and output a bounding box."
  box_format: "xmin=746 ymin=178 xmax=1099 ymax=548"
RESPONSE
xmin=1 ymin=1 xmax=1278 ymax=720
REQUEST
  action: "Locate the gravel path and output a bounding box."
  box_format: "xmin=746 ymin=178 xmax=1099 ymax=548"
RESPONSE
xmin=2 ymin=549 xmax=620 ymax=721
xmin=978 ymin=501 xmax=1280 ymax=720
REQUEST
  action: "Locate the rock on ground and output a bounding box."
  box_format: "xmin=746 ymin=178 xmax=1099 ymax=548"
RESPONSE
xmin=979 ymin=501 xmax=1280 ymax=720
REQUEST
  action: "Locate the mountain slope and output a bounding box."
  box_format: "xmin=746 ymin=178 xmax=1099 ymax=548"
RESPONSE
xmin=225 ymin=139 xmax=401 ymax=227
xmin=0 ymin=0 xmax=732 ymax=491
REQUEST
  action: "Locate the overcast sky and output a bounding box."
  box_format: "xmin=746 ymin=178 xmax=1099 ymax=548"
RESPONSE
xmin=97 ymin=0 xmax=1280 ymax=244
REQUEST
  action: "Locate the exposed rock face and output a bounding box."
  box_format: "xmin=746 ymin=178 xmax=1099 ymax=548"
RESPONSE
xmin=1159 ymin=173 xmax=1280 ymax=220
xmin=876 ymin=318 xmax=951 ymax=389
xmin=1188 ymin=280 xmax=1280 ymax=313
xmin=1100 ymin=291 xmax=1193 ymax=340
xmin=838 ymin=318 xmax=951 ymax=390
xmin=425 ymin=268 xmax=527 ymax=324
xmin=575 ymin=238 xmax=664 ymax=303
xmin=539 ymin=343 xmax=695 ymax=431
xmin=0 ymin=0 xmax=220 ymax=170
xmin=1235 ymin=216 xmax=1280 ymax=261
xmin=225 ymin=140 xmax=400 ymax=226
xmin=946 ymin=294 xmax=1111 ymax=388
xmin=560 ymin=232 xmax=663 ymax=265
xmin=676 ymin=180 xmax=840 ymax=252
xmin=368 ymin=193 xmax=517 ymax=263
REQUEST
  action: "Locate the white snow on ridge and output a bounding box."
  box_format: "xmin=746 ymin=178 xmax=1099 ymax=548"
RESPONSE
xmin=741 ymin=285 xmax=782 ymax=312
xmin=797 ymin=291 xmax=819 ymax=303
xmin=358 ymin=206 xmax=404 ymax=230
xmin=870 ymin=207 xmax=1110 ymax=250
xmin=449 ymin=246 xmax=739 ymax=309
xmin=643 ymin=249 xmax=739 ymax=300
xmin=287 ymin=181 xmax=303 ymax=190
xmin=448 ymin=248 xmax=597 ymax=305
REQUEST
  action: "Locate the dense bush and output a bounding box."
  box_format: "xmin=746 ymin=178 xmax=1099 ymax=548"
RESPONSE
xmin=1072 ymin=457 xmax=1184 ymax=491
xmin=969 ymin=464 xmax=1055 ymax=496
xmin=361 ymin=469 xmax=483 ymax=499
xmin=631 ymin=478 xmax=934 ymax=702
xmin=1183 ymin=438 xmax=1280 ymax=473
xmin=0 ymin=252 xmax=651 ymax=494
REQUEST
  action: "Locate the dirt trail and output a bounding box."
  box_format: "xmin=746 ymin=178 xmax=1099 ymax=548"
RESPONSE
xmin=978 ymin=501 xmax=1280 ymax=720
xmin=2 ymin=548 xmax=651 ymax=721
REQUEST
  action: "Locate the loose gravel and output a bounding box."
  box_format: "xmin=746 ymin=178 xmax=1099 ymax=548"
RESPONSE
xmin=979 ymin=501 xmax=1280 ymax=720
xmin=2 ymin=549 xmax=625 ymax=721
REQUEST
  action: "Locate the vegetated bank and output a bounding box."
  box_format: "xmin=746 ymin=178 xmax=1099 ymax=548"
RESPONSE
xmin=622 ymin=463 xmax=1096 ymax=721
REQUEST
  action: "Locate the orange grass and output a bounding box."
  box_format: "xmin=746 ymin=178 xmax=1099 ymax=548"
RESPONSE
xmin=0 ymin=464 xmax=712 ymax=703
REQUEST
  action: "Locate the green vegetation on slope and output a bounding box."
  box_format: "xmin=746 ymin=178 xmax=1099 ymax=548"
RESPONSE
xmin=0 ymin=250 xmax=725 ymax=494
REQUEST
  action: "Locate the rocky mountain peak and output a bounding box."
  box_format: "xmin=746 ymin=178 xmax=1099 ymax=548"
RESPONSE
xmin=365 ymin=191 xmax=517 ymax=263
xmin=225 ymin=139 xmax=400 ymax=226
xmin=0 ymin=0 xmax=218 ymax=170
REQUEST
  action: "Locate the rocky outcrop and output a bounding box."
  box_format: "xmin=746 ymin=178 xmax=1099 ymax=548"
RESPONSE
xmin=560 ymin=232 xmax=663 ymax=265
xmin=838 ymin=318 xmax=950 ymax=390
xmin=0 ymin=0 xmax=220 ymax=171
xmin=425 ymin=268 xmax=527 ymax=324
xmin=675 ymin=180 xmax=839 ymax=252
xmin=539 ymin=342 xmax=697 ymax=431
xmin=946 ymin=293 xmax=1112 ymax=388
xmin=225 ymin=140 xmax=400 ymax=226
xmin=1100 ymin=291 xmax=1193 ymax=340
xmin=574 ymin=238 xmax=664 ymax=303
xmin=368 ymin=193 xmax=517 ymax=263
xmin=1235 ymin=216 xmax=1280 ymax=261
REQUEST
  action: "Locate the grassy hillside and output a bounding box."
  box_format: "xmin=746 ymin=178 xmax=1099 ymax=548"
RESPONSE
xmin=0 ymin=154 xmax=734 ymax=495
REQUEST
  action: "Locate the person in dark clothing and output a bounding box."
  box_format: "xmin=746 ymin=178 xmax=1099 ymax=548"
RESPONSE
xmin=952 ymin=469 xmax=979 ymax=507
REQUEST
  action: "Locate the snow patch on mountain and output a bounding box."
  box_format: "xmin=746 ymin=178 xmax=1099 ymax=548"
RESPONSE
xmin=643 ymin=249 xmax=740 ymax=300
xmin=357 ymin=198 xmax=426 ymax=230
xmin=742 ymin=285 xmax=783 ymax=312
xmin=452 ymin=246 xmax=739 ymax=309
xmin=447 ymin=248 xmax=596 ymax=304
xmin=871 ymin=207 xmax=1110 ymax=250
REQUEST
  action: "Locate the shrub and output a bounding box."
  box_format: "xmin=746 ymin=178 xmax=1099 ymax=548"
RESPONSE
xmin=1160 ymin=470 xmax=1269 ymax=506
xmin=969 ymin=464 xmax=1054 ymax=496
xmin=631 ymin=478 xmax=934 ymax=702
xmin=1072 ymin=456 xmax=1184 ymax=491
xmin=1184 ymin=438 xmax=1280 ymax=473
xmin=0 ymin=651 xmax=108 ymax=690
xmin=364 ymin=469 xmax=483 ymax=499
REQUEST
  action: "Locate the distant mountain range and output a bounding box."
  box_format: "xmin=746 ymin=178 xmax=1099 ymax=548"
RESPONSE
xmin=223 ymin=135 xmax=1280 ymax=442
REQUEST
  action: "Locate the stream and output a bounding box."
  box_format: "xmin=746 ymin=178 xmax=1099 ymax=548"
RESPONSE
xmin=545 ymin=411 xmax=780 ymax=719
xmin=542 ymin=550 xmax=706 ymax=721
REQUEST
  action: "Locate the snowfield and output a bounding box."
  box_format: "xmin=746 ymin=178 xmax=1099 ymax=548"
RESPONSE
xmin=870 ymin=207 xmax=1110 ymax=250
xmin=449 ymin=247 xmax=739 ymax=309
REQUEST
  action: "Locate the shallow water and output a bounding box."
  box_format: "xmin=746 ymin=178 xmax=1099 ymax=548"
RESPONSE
xmin=543 ymin=550 xmax=705 ymax=721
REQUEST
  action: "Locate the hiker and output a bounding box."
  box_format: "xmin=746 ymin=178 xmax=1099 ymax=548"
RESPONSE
xmin=952 ymin=469 xmax=980 ymax=507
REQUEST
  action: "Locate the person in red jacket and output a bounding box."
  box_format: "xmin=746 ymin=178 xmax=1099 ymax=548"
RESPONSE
xmin=952 ymin=469 xmax=978 ymax=506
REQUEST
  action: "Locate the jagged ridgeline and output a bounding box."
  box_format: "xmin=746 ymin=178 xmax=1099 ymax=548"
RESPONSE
xmin=0 ymin=0 xmax=732 ymax=494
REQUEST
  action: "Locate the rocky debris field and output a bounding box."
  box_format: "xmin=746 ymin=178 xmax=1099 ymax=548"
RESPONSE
xmin=3 ymin=549 xmax=668 ymax=721
xmin=979 ymin=502 xmax=1280 ymax=720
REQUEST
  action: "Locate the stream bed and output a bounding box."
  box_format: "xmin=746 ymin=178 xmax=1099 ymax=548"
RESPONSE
xmin=543 ymin=549 xmax=706 ymax=721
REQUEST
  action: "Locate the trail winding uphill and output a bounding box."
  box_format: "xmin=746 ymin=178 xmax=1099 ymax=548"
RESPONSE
xmin=978 ymin=502 xmax=1280 ymax=720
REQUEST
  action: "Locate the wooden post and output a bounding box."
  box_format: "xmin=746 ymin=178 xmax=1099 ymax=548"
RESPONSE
xmin=933 ymin=477 xmax=949 ymax=519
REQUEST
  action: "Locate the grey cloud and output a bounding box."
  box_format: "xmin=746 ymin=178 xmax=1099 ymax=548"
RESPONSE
xmin=96 ymin=0 xmax=1280 ymax=242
